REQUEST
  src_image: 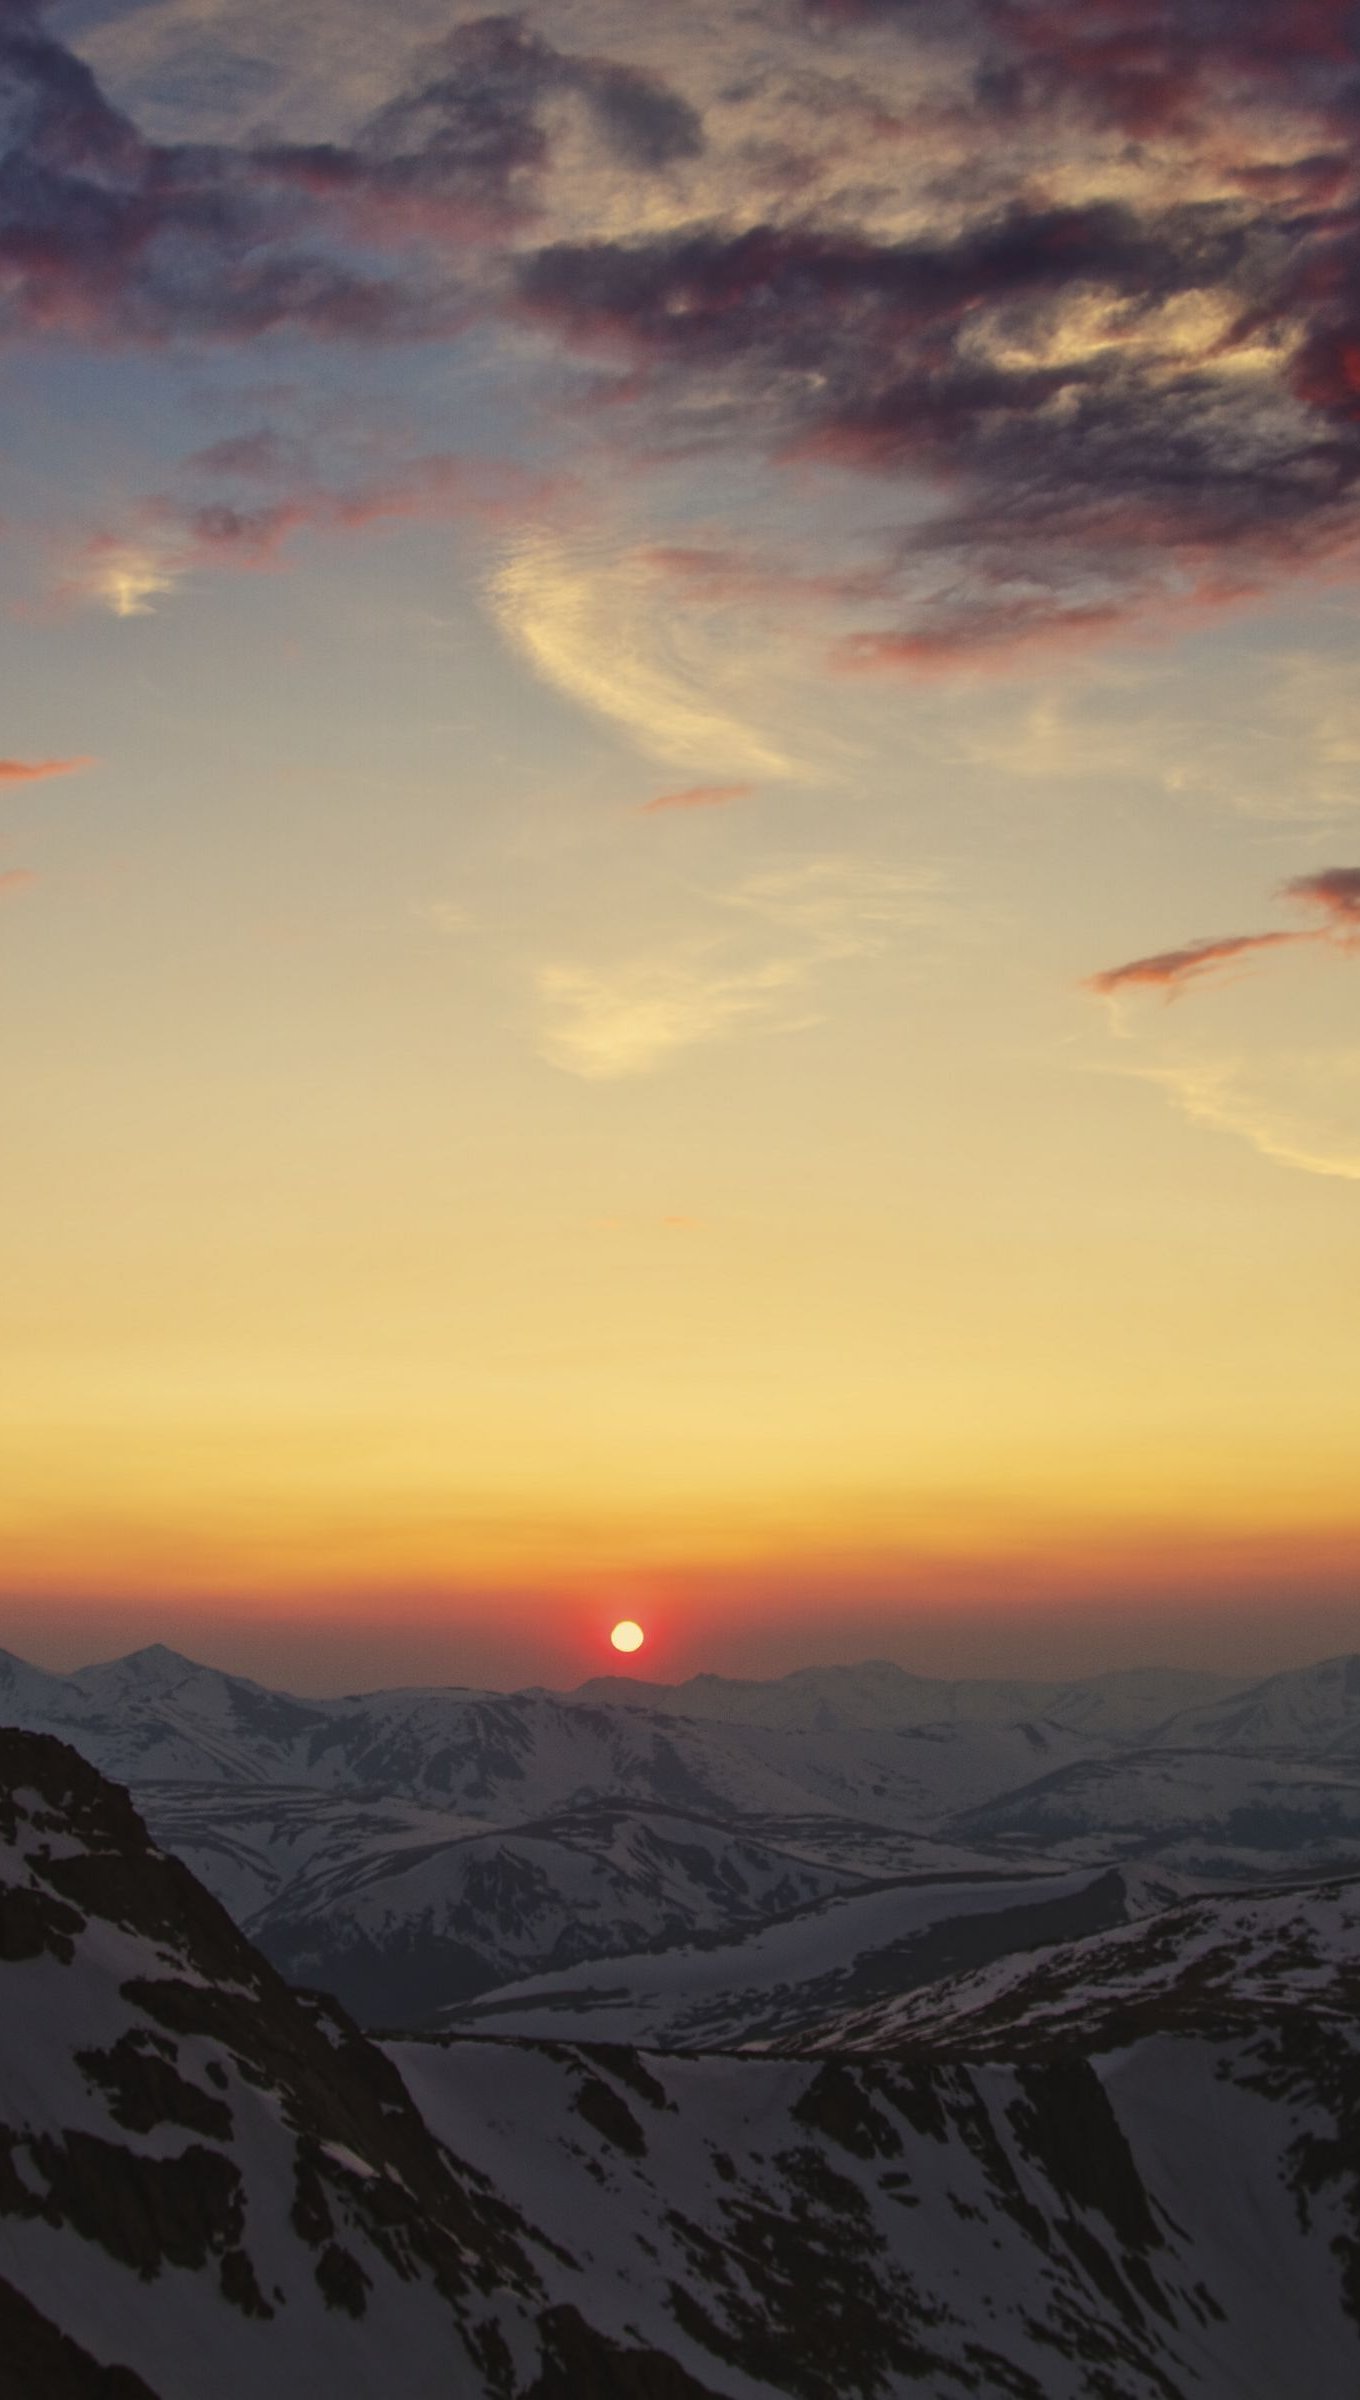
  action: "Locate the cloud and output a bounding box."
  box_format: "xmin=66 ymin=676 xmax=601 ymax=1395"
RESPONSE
xmin=491 ymin=530 xmax=803 ymax=776
xmin=535 ymin=951 xmax=806 ymax=1078
xmin=0 ymin=754 xmax=91 ymax=782
xmin=77 ymin=541 xmax=184 ymax=617
xmin=1086 ymin=856 xmax=1360 ymax=1174
xmin=798 ymin=0 xmax=1360 ymax=144
xmin=639 ymin=782 xmax=755 ymax=812
xmin=721 ymin=856 xmax=940 ymax=954
xmin=15 ymin=0 xmax=1360 ymax=671
xmin=501 ymin=0 xmax=1360 ymax=667
xmin=1132 ymin=1049 xmax=1360 ymax=1183
xmin=0 ymin=5 xmax=431 ymax=341
xmin=517 ymin=200 xmax=1326 ymax=662
xmin=68 ymin=449 xmax=558 ymax=614
xmin=535 ymin=855 xmax=941 ymax=1077
xmin=0 ymin=868 xmax=36 ymax=894
xmin=0 ymin=8 xmax=700 ymax=345
xmin=258 ymin=13 xmax=701 ymax=243
xmin=1087 ymin=864 xmax=1360 ymax=1003
xmin=1086 ymin=930 xmax=1301 ymax=1001
xmin=1284 ymin=865 xmax=1360 ymax=935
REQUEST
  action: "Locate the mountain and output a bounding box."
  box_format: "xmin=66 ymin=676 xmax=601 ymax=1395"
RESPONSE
xmin=11 ymin=1640 xmax=1360 ymax=2036
xmin=395 ymin=2016 xmax=1360 ymax=2400
xmin=944 ymin=1746 xmax=1360 ymax=1878
xmin=433 ymin=1863 xmax=1132 ymax=2048
xmin=1153 ymin=1653 xmax=1360 ymax=1757
xmin=0 ymin=1726 xmax=700 ymax=2398
xmin=0 ymin=1641 xmax=1121 ymax=1827
xmin=141 ymin=1787 xmax=876 ymax=2027
xmin=796 ymin=1870 xmax=1360 ymax=2057
xmin=569 ymin=1659 xmax=1244 ymax=1738
xmin=8 ymin=1726 xmax=1360 ymax=2397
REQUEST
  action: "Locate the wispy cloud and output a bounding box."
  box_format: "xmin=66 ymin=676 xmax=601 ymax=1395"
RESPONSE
xmin=1133 ymin=1051 xmax=1360 ymax=1184
xmin=535 ymin=951 xmax=807 ymax=1079
xmin=68 ymin=452 xmax=556 ymax=616
xmin=491 ymin=531 xmax=802 ymax=777
xmin=1087 ymin=866 xmax=1360 ymax=1004
xmin=535 ymin=856 xmax=941 ymax=1077
xmin=78 ymin=542 xmax=183 ymax=619
xmin=0 ymin=869 xmax=36 ymax=896
xmin=1086 ymin=930 xmax=1302 ymax=1002
xmin=1087 ymin=861 xmax=1360 ymax=1176
xmin=0 ymin=756 xmax=92 ymax=784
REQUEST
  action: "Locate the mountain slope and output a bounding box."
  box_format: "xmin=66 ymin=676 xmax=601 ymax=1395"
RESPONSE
xmin=945 ymin=1746 xmax=1360 ymax=1879
xmin=1152 ymin=1654 xmax=1360 ymax=1758
xmin=394 ymin=2016 xmax=1360 ymax=2400
xmin=0 ymin=1728 xmax=707 ymax=2398
xmin=219 ymin=1796 xmax=861 ymax=2028
xmin=433 ymin=1864 xmax=1131 ymax=2048
xmin=6 ymin=1728 xmax=1360 ymax=2397
xmin=799 ymin=1871 xmax=1360 ymax=2058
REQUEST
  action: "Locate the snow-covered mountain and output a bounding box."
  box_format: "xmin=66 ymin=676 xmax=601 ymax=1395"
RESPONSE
xmin=6 ymin=1728 xmax=1360 ymax=2399
xmin=570 ymin=1658 xmax=1243 ymax=1738
xmin=944 ymin=1746 xmax=1360 ymax=1878
xmin=798 ymin=1870 xmax=1360 ymax=2057
xmin=433 ymin=1863 xmax=1131 ymax=2048
xmin=144 ymin=1788 xmax=876 ymax=2027
xmin=0 ymin=1726 xmax=667 ymax=2398
xmin=9 ymin=1641 xmax=1360 ymax=2035
xmin=0 ymin=1643 xmax=1105 ymax=1824
xmin=1152 ymin=1652 xmax=1360 ymax=1757
xmin=395 ymin=2015 xmax=1360 ymax=2400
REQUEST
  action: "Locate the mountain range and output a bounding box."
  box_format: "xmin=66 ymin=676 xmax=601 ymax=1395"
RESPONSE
xmin=3 ymin=1720 xmax=1359 ymax=2398
xmin=6 ymin=1641 xmax=1360 ymax=2032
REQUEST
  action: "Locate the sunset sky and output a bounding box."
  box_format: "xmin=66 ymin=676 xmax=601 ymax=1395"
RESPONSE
xmin=3 ymin=0 xmax=1359 ymax=1691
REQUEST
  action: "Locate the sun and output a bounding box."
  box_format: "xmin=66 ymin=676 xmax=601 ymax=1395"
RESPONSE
xmin=610 ymin=1620 xmax=645 ymax=1654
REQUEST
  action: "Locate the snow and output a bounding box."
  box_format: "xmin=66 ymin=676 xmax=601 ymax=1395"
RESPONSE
xmin=8 ymin=1715 xmax=1360 ymax=2398
xmin=433 ymin=1865 xmax=1110 ymax=2046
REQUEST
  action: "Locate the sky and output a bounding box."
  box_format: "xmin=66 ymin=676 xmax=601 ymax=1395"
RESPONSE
xmin=2 ymin=0 xmax=1359 ymax=1692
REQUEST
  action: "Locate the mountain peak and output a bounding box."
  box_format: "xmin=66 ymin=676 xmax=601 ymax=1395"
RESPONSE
xmin=94 ymin=1642 xmax=198 ymax=1675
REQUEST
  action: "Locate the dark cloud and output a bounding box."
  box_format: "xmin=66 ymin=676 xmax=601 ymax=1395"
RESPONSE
xmin=801 ymin=0 xmax=1360 ymax=138
xmin=0 ymin=10 xmax=701 ymax=341
xmin=181 ymin=430 xmax=299 ymax=480
xmin=1283 ymin=865 xmax=1360 ymax=930
xmin=0 ymin=8 xmax=427 ymax=340
xmin=256 ymin=14 xmax=699 ymax=235
xmin=347 ymin=14 xmax=701 ymax=211
xmin=502 ymin=0 xmax=1360 ymax=662
xmin=519 ymin=204 xmax=1253 ymax=365
xmin=517 ymin=195 xmax=1358 ymax=652
xmin=10 ymin=0 xmax=1360 ymax=663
